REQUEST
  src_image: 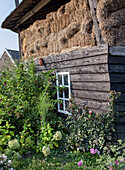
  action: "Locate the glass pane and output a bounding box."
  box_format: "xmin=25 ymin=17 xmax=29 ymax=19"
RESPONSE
xmin=59 ymin=100 xmax=63 ymax=110
xmin=64 ymin=87 xmax=69 ymax=98
xmin=58 ymin=75 xmax=62 ymax=85
xmin=65 ymin=100 xmax=69 ymax=112
xmin=59 ymin=88 xmax=63 ymax=98
xmin=64 ymin=74 xmax=68 ymax=85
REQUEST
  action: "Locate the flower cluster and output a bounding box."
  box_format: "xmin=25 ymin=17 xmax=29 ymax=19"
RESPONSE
xmin=90 ymin=148 xmax=100 ymax=155
xmin=53 ymin=131 xmax=62 ymax=141
xmin=8 ymin=139 xmax=20 ymax=150
xmin=77 ymin=160 xmax=82 ymax=166
xmin=107 ymin=159 xmax=124 ymax=169
xmin=42 ymin=146 xmax=50 ymax=157
xmin=0 ymin=154 xmax=13 ymax=169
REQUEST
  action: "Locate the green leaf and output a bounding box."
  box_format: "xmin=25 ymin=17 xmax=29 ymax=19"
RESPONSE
xmin=53 ymin=141 xmax=58 ymax=147
xmin=10 ymin=131 xmax=14 ymax=136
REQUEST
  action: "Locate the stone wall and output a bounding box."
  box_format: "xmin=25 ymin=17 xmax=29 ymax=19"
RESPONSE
xmin=20 ymin=0 xmax=125 ymax=60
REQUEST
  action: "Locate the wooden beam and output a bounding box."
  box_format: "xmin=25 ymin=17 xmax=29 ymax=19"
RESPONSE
xmin=15 ymin=0 xmax=19 ymax=8
xmin=15 ymin=0 xmax=51 ymax=29
xmin=88 ymin=0 xmax=104 ymax=45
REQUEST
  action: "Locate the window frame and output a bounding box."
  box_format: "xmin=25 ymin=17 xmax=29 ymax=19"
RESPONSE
xmin=56 ymin=72 xmax=71 ymax=114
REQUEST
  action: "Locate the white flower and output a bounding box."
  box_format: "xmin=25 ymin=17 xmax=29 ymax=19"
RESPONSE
xmin=8 ymin=139 xmax=20 ymax=150
xmin=53 ymin=131 xmax=62 ymax=141
xmin=8 ymin=160 xmax=12 ymax=164
xmin=42 ymin=146 xmax=50 ymax=157
xmin=2 ymin=154 xmax=7 ymax=161
xmin=0 ymin=161 xmax=3 ymax=165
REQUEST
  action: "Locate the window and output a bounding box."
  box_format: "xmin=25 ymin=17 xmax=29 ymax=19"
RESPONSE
xmin=56 ymin=72 xmax=71 ymax=114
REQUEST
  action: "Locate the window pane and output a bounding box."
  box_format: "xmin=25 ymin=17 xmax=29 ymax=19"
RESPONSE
xmin=64 ymin=74 xmax=68 ymax=85
xmin=59 ymin=88 xmax=63 ymax=98
xmin=59 ymin=100 xmax=63 ymax=110
xmin=64 ymin=87 xmax=69 ymax=98
xmin=65 ymin=100 xmax=69 ymax=112
xmin=58 ymin=75 xmax=62 ymax=85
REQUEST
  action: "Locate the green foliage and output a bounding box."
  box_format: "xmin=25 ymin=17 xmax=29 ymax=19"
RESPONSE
xmin=0 ymin=61 xmax=60 ymax=154
xmin=36 ymin=123 xmax=62 ymax=154
xmin=61 ymin=92 xmax=121 ymax=152
xmin=0 ymin=119 xmax=15 ymax=152
xmin=95 ymin=140 xmax=125 ymax=169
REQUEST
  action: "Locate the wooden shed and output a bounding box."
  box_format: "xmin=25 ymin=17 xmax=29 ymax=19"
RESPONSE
xmin=1 ymin=0 xmax=125 ymax=141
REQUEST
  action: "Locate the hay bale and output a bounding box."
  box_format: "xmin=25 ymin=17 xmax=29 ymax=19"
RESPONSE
xmin=65 ymin=22 xmax=81 ymax=38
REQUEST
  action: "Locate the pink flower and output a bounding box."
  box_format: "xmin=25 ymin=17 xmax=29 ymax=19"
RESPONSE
xmin=90 ymin=148 xmax=98 ymax=154
xmin=115 ymin=160 xmax=119 ymax=164
xmin=77 ymin=160 xmax=82 ymax=166
xmin=109 ymin=167 xmax=113 ymax=170
xmin=120 ymin=159 xmax=124 ymax=162
xmin=108 ymin=166 xmax=113 ymax=170
xmin=89 ymin=110 xmax=92 ymax=114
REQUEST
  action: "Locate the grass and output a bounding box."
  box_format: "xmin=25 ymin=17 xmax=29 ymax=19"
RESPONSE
xmin=12 ymin=150 xmax=99 ymax=170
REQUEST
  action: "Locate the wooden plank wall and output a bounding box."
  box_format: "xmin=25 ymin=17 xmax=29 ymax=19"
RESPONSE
xmin=109 ymin=46 xmax=125 ymax=142
xmin=34 ymin=44 xmax=110 ymax=113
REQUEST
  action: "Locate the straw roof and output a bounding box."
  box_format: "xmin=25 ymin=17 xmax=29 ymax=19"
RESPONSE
xmin=2 ymin=0 xmax=70 ymax=32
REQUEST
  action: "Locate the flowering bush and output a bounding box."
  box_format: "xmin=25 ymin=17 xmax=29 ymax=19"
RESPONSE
xmin=0 ymin=154 xmax=13 ymax=169
xmin=0 ymin=61 xmax=60 ymax=155
xmin=61 ymin=92 xmax=121 ymax=152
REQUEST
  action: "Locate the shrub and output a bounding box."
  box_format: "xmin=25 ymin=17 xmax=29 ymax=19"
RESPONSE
xmin=0 ymin=61 xmax=60 ymax=154
xmin=61 ymin=92 xmax=121 ymax=152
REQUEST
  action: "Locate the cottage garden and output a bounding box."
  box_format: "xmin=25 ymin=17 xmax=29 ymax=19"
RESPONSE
xmin=0 ymin=61 xmax=125 ymax=170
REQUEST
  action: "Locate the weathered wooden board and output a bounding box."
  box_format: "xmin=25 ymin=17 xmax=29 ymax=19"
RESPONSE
xmin=110 ymin=74 xmax=125 ymax=82
xmin=74 ymin=97 xmax=108 ymax=112
xmin=109 ymin=65 xmax=125 ymax=73
xmin=116 ymin=122 xmax=125 ymax=133
xmin=37 ymin=64 xmax=109 ymax=74
xmin=111 ymin=83 xmax=125 ymax=92
xmin=114 ymin=103 xmax=125 ymax=112
xmin=116 ymin=93 xmax=125 ymax=102
xmin=34 ymin=44 xmax=108 ymax=65
xmin=72 ymin=90 xmax=109 ymax=102
xmin=72 ymin=82 xmax=110 ymax=91
xmin=71 ymin=73 xmax=110 ymax=82
xmin=109 ymin=46 xmax=125 ymax=56
xmin=117 ymin=133 xmax=125 ymax=142
xmin=117 ymin=115 xmax=125 ymax=123
xmin=109 ymin=56 xmax=125 ymax=64
xmin=37 ymin=55 xmax=108 ymax=69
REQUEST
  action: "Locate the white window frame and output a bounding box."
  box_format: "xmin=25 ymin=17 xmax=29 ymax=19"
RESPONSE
xmin=56 ymin=72 xmax=71 ymax=114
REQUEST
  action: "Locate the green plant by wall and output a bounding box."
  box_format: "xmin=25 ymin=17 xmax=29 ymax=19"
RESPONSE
xmin=0 ymin=61 xmax=60 ymax=154
xmin=61 ymin=91 xmax=121 ymax=152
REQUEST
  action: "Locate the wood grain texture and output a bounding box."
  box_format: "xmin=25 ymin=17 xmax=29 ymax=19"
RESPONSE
xmin=71 ymin=73 xmax=110 ymax=82
xmin=74 ymin=97 xmax=108 ymax=112
xmin=72 ymin=82 xmax=110 ymax=91
xmin=72 ymin=90 xmax=109 ymax=101
xmin=109 ymin=46 xmax=125 ymax=56
xmin=34 ymin=44 xmax=108 ymax=65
